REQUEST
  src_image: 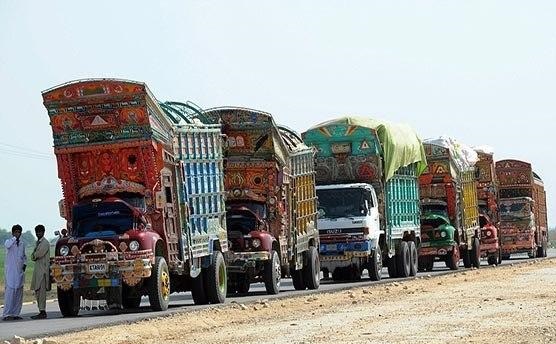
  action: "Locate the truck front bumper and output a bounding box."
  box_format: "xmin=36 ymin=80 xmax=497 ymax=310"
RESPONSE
xmin=224 ymin=251 xmax=271 ymax=273
xmin=51 ymin=251 xmax=153 ymax=291
xmin=418 ymin=242 xmax=455 ymax=257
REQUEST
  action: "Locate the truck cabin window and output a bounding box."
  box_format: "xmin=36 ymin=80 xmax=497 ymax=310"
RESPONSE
xmin=227 ymin=202 xmax=267 ymax=219
xmin=500 ymin=202 xmax=531 ymax=219
xmin=421 ymin=203 xmax=449 ymax=217
xmin=73 ymin=202 xmax=135 ymax=237
xmin=227 ymin=212 xmax=258 ymax=235
xmin=316 ymin=188 xmax=370 ymax=219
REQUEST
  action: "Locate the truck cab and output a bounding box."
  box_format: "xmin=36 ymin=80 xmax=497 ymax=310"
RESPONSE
xmin=316 ymin=183 xmax=381 ymax=280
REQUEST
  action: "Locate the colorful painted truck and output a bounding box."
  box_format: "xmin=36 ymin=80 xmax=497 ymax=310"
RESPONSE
xmin=418 ymin=138 xmax=481 ymax=271
xmin=496 ymin=160 xmax=548 ymax=259
xmin=474 ymin=148 xmax=501 ymax=265
xmin=204 ymin=107 xmax=320 ymax=294
xmin=43 ymin=79 xmax=228 ymax=316
xmin=302 ymin=117 xmax=426 ymax=280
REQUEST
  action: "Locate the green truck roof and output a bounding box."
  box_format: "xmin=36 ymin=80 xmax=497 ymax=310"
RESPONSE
xmin=302 ymin=116 xmax=427 ymax=181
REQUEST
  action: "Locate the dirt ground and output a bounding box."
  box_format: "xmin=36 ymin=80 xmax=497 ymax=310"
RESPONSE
xmin=48 ymin=259 xmax=556 ymax=344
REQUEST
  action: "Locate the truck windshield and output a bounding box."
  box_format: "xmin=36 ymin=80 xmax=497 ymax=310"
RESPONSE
xmin=421 ymin=203 xmax=449 ymax=218
xmin=72 ymin=202 xmax=135 ymax=237
xmin=316 ymin=188 xmax=367 ymax=219
xmin=227 ymin=202 xmax=267 ymax=219
xmin=500 ymin=202 xmax=531 ymax=220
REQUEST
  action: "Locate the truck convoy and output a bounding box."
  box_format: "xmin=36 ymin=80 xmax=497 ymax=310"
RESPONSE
xmin=474 ymin=147 xmax=501 ymax=265
xmin=43 ymin=79 xmax=228 ymax=316
xmin=204 ymin=107 xmax=320 ymax=294
xmin=302 ymin=117 xmax=426 ymax=280
xmin=496 ymin=160 xmax=548 ymax=259
xmin=418 ymin=137 xmax=481 ymax=271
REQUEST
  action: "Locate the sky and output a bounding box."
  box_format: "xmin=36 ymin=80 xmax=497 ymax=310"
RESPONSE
xmin=0 ymin=1 xmax=555 ymax=237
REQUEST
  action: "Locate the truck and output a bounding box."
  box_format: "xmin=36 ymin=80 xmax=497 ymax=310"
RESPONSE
xmin=43 ymin=79 xmax=228 ymax=317
xmin=204 ymin=107 xmax=320 ymax=294
xmin=302 ymin=117 xmax=426 ymax=280
xmin=495 ymin=159 xmax=548 ymax=259
xmin=474 ymin=148 xmax=501 ymax=265
xmin=418 ymin=138 xmax=481 ymax=271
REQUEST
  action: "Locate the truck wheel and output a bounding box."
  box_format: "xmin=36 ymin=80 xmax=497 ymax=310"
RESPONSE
xmin=148 ymin=256 xmax=170 ymax=311
xmin=204 ymin=251 xmax=227 ymax=304
xmin=538 ymin=239 xmax=547 ymax=258
xmin=462 ymin=246 xmax=472 ymax=268
xmin=191 ymin=272 xmax=208 ymax=305
xmin=446 ymin=245 xmax=460 ymax=270
xmin=292 ymin=266 xmax=306 ymax=290
xmin=497 ymin=248 xmax=502 ymax=264
xmin=387 ymin=255 xmax=398 ymax=278
xmin=303 ymin=246 xmax=320 ymax=290
xmin=368 ymin=246 xmax=383 ymax=281
xmin=264 ymin=250 xmax=281 ymax=294
xmin=57 ymin=287 xmax=80 ymax=317
xmin=487 ymin=255 xmax=497 ymax=265
xmin=396 ymin=241 xmax=411 ymax=278
xmin=471 ymin=238 xmax=481 ymax=269
xmin=408 ymin=241 xmax=418 ymax=277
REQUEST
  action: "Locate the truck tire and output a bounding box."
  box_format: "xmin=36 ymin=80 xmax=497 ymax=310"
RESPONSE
xmin=148 ymin=256 xmax=170 ymax=311
xmin=537 ymin=239 xmax=547 ymax=258
xmin=487 ymin=255 xmax=497 ymax=265
xmin=418 ymin=256 xmax=434 ymax=272
xmin=408 ymin=241 xmax=418 ymax=277
xmin=471 ymin=238 xmax=481 ymax=269
xmin=462 ymin=246 xmax=472 ymax=268
xmin=303 ymin=246 xmax=320 ymax=290
xmin=368 ymin=246 xmax=382 ymax=281
xmin=446 ymin=245 xmax=460 ymax=270
xmin=57 ymin=287 xmax=80 ymax=317
xmin=264 ymin=250 xmax=281 ymax=295
xmin=204 ymin=251 xmax=227 ymax=304
xmin=292 ymin=266 xmax=306 ymax=290
xmin=387 ymin=255 xmax=398 ymax=278
xmin=396 ymin=241 xmax=411 ymax=278
xmin=191 ymin=272 xmax=208 ymax=305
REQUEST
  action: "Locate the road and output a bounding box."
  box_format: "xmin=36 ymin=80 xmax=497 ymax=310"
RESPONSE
xmin=1 ymin=251 xmax=554 ymax=341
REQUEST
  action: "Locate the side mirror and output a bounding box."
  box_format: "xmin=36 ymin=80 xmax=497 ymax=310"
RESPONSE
xmin=54 ymin=230 xmax=60 ymax=237
xmin=61 ymin=228 xmax=68 ymax=237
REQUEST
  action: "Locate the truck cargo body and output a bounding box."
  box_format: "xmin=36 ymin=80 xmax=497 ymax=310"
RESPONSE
xmin=303 ymin=117 xmax=425 ymax=280
xmin=43 ymin=80 xmax=228 ymax=316
xmin=204 ymin=108 xmax=320 ymax=294
xmin=496 ymin=159 xmax=548 ymax=258
xmin=418 ymin=142 xmax=480 ymax=271
xmin=475 ymin=151 xmax=501 ymax=265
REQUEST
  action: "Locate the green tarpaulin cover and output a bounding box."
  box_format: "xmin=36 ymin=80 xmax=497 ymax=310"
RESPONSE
xmin=305 ymin=116 xmax=427 ymax=181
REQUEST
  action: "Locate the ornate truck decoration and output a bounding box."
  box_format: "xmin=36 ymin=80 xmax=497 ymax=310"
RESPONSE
xmin=303 ymin=117 xmax=426 ymax=281
xmin=418 ymin=138 xmax=481 ymax=271
xmin=495 ymin=160 xmax=548 ymax=259
xmin=204 ymin=107 xmax=320 ymax=295
xmin=474 ymin=149 xmax=502 ymax=265
xmin=43 ymin=79 xmax=228 ymax=317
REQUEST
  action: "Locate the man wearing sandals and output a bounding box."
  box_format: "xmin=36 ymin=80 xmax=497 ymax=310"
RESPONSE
xmin=2 ymin=224 xmax=27 ymax=321
xmin=30 ymin=224 xmax=50 ymax=320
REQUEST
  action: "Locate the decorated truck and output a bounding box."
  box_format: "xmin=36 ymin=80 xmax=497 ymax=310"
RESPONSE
xmin=474 ymin=147 xmax=501 ymax=265
xmin=204 ymin=107 xmax=320 ymax=294
xmin=43 ymin=79 xmax=228 ymax=317
xmin=495 ymin=160 xmax=548 ymax=259
xmin=302 ymin=117 xmax=426 ymax=280
xmin=418 ymin=137 xmax=481 ymax=271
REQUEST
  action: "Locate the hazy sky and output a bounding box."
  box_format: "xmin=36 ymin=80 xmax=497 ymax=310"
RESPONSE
xmin=0 ymin=1 xmax=554 ymax=236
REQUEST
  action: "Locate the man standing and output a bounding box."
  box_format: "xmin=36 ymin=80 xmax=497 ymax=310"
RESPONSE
xmin=2 ymin=224 xmax=26 ymax=321
xmin=30 ymin=224 xmax=50 ymax=320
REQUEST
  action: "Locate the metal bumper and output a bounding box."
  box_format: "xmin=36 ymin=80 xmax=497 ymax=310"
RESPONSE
xmin=225 ymin=251 xmax=271 ymax=273
xmin=418 ymin=245 xmax=454 ymax=257
xmin=51 ymin=258 xmax=152 ymax=291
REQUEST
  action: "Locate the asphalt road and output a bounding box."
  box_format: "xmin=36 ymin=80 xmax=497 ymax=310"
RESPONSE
xmin=1 ymin=250 xmax=554 ymax=341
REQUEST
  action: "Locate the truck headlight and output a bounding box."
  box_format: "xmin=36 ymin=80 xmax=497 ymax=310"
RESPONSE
xmin=129 ymin=240 xmax=140 ymax=251
xmin=59 ymin=245 xmax=70 ymax=256
xmin=252 ymin=238 xmax=261 ymax=248
xmin=440 ymin=231 xmax=447 ymax=238
xmin=486 ymin=230 xmax=492 ymax=237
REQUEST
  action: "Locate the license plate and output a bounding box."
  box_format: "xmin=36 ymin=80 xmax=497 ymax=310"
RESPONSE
xmin=87 ymin=263 xmax=107 ymax=273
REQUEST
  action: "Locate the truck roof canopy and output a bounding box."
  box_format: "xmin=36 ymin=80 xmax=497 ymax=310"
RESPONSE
xmin=302 ymin=116 xmax=427 ymax=181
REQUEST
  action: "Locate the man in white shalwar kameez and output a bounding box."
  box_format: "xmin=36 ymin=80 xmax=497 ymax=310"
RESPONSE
xmin=2 ymin=224 xmax=26 ymax=321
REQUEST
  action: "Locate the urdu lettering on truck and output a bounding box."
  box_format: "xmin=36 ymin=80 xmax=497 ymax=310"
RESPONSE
xmin=473 ymin=146 xmax=502 ymax=265
xmin=204 ymin=107 xmax=320 ymax=295
xmin=302 ymin=117 xmax=427 ymax=281
xmin=43 ymin=79 xmax=228 ymax=317
xmin=418 ymin=137 xmax=481 ymax=271
xmin=495 ymin=160 xmax=548 ymax=259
